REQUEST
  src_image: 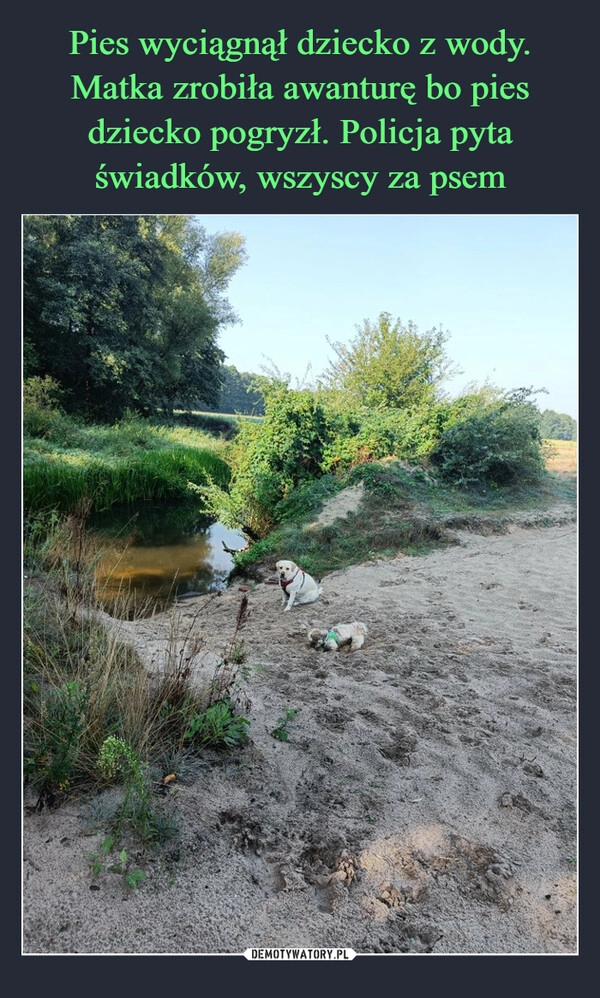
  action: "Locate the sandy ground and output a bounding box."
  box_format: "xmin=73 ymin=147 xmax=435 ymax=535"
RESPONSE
xmin=22 ymin=491 xmax=578 ymax=957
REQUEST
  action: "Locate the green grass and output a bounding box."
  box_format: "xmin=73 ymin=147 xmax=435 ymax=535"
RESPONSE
xmin=23 ymin=412 xmax=232 ymax=515
xmin=23 ymin=448 xmax=231 ymax=514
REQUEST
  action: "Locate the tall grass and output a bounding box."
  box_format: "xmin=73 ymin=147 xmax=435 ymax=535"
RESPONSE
xmin=23 ymin=405 xmax=235 ymax=514
xmin=23 ymin=512 xmax=251 ymax=825
xmin=23 ymin=441 xmax=231 ymax=515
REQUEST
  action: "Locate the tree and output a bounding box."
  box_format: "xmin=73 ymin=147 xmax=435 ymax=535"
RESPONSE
xmin=204 ymin=366 xmax=265 ymax=415
xmin=24 ymin=215 xmax=157 ymax=418
xmin=23 ymin=215 xmax=247 ymax=420
xmin=539 ymin=409 xmax=577 ymax=441
xmin=323 ymin=312 xmax=458 ymax=410
xmin=148 ymin=217 xmax=248 ymax=413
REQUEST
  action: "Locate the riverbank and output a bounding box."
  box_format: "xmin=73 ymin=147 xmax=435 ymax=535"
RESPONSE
xmin=23 ymin=498 xmax=577 ymax=955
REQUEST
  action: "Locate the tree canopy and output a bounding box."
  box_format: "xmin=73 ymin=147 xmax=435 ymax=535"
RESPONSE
xmin=203 ymin=365 xmax=265 ymax=416
xmin=323 ymin=312 xmax=458 ymax=410
xmin=539 ymin=409 xmax=577 ymax=441
xmin=23 ymin=215 xmax=247 ymax=420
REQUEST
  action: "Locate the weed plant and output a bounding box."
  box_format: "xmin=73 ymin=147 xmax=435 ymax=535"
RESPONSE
xmin=89 ymin=835 xmax=147 ymax=890
xmin=23 ymin=512 xmax=252 ymax=820
xmin=184 ymin=699 xmax=250 ymax=749
xmin=97 ymin=736 xmax=155 ymax=840
xmin=271 ymin=708 xmax=298 ymax=742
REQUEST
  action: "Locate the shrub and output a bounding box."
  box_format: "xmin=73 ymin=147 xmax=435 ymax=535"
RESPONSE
xmin=430 ymin=391 xmax=545 ymax=488
xmin=195 ymin=385 xmax=346 ymax=538
xmin=23 ymin=375 xmax=66 ymax=438
xmin=182 ymin=382 xmax=550 ymax=538
xmin=321 ymin=405 xmax=453 ymax=471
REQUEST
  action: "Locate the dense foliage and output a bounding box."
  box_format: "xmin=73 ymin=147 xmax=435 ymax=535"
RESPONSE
xmin=539 ymin=409 xmax=577 ymax=441
xmin=429 ymin=389 xmax=546 ymax=487
xmin=23 ymin=215 xmax=247 ymax=421
xmin=196 ymin=369 xmax=551 ymax=541
xmin=23 ymin=396 xmax=230 ymax=515
xmin=204 ymin=365 xmax=265 ymax=416
xmin=323 ymin=311 xmax=457 ymax=409
xmin=194 ymin=381 xmax=345 ymax=538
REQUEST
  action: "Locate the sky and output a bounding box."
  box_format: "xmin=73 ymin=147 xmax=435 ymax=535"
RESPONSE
xmin=197 ymin=214 xmax=578 ymax=420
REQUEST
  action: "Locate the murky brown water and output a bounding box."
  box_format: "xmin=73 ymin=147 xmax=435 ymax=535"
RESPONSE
xmin=94 ymin=520 xmax=247 ymax=610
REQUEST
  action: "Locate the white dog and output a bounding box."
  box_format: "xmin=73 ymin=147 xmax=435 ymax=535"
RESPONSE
xmin=308 ymin=622 xmax=368 ymax=652
xmin=276 ymin=559 xmax=323 ymax=611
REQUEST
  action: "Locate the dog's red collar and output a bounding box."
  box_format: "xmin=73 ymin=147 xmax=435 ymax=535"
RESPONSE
xmin=280 ymin=568 xmax=304 ymax=591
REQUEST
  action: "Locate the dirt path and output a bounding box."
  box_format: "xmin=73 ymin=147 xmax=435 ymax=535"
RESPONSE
xmin=23 ymin=513 xmax=577 ymax=956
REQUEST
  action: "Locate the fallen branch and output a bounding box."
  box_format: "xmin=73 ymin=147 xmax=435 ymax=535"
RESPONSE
xmin=221 ymin=540 xmax=251 ymax=555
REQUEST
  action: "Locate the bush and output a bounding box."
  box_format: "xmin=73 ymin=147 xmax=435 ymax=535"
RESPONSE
xmin=430 ymin=392 xmax=545 ymax=488
xmin=195 ymin=385 xmax=346 ymax=538
xmin=23 ymin=375 xmax=67 ymax=438
xmin=321 ymin=404 xmax=456 ymax=471
xmin=198 ymin=383 xmax=459 ymax=537
xmin=196 ymin=381 xmax=550 ymax=538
